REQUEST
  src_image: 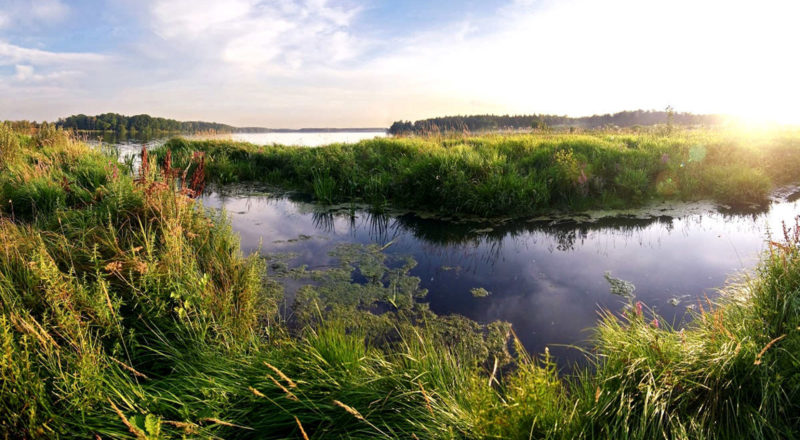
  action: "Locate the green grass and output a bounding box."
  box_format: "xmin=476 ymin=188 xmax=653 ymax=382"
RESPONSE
xmin=156 ymin=128 xmax=800 ymax=217
xmin=2 ymin=122 xmax=800 ymax=439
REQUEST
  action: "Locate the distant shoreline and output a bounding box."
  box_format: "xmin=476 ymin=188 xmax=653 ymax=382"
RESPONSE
xmin=71 ymin=128 xmax=388 ymax=135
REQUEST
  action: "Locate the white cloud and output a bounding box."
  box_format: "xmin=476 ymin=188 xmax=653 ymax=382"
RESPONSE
xmin=0 ymin=0 xmax=69 ymax=28
xmin=14 ymin=64 xmax=34 ymax=80
xmin=0 ymin=41 xmax=106 ymax=65
xmin=30 ymin=0 xmax=69 ymax=23
xmin=148 ymin=0 xmax=364 ymax=71
xmin=11 ymin=64 xmax=79 ymax=82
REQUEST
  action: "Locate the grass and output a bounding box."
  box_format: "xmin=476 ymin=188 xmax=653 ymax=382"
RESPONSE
xmin=155 ymin=128 xmax=800 ymax=217
xmin=1 ymin=122 xmax=799 ymax=439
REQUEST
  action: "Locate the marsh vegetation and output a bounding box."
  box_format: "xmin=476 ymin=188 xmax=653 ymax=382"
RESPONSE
xmin=1 ymin=123 xmax=800 ymax=438
xmin=158 ymin=129 xmax=800 ymax=217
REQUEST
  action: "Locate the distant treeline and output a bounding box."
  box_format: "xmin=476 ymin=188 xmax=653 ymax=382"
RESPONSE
xmin=55 ymin=113 xmax=236 ymax=134
xmin=3 ymin=113 xmax=384 ymax=135
xmin=388 ymin=110 xmax=727 ymax=135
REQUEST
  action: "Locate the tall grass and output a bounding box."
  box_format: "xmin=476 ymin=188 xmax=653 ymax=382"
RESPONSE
xmin=568 ymin=222 xmax=800 ymax=438
xmin=157 ymin=129 xmax=800 ymax=216
xmin=2 ymin=125 xmax=800 ymax=438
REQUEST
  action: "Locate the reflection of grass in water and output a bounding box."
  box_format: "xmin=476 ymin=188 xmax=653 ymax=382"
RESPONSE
xmin=3 ymin=124 xmax=800 ymax=438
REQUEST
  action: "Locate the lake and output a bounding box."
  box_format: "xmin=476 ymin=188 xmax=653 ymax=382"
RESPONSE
xmin=92 ymin=130 xmax=387 ymax=158
xmin=227 ymin=131 xmax=387 ymax=147
xmin=200 ymin=185 xmax=800 ymax=367
xmin=93 ymin=130 xmax=388 ymax=174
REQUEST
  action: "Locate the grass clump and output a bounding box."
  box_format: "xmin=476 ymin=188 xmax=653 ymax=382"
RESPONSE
xmin=569 ymin=223 xmax=800 ymax=439
xmin=156 ymin=129 xmax=800 ymax=217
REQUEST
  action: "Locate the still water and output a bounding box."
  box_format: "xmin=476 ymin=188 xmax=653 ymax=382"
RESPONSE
xmin=92 ymin=130 xmax=387 ymax=154
xmin=201 ymin=187 xmax=799 ymax=366
xmin=93 ymin=131 xmax=388 ymax=170
xmin=228 ymin=131 xmax=387 ymax=146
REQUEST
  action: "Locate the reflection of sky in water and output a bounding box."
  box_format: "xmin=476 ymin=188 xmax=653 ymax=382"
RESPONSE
xmin=202 ymin=189 xmax=800 ymax=366
xmin=230 ymin=132 xmax=387 ymax=147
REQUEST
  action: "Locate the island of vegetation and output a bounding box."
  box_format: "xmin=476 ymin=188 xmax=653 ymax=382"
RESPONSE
xmin=157 ymin=127 xmax=800 ymax=217
xmin=1 ymin=122 xmax=799 ymax=438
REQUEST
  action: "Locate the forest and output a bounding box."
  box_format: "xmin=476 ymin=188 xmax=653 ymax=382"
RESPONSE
xmin=55 ymin=113 xmax=236 ymax=134
xmin=388 ymin=110 xmax=726 ymax=134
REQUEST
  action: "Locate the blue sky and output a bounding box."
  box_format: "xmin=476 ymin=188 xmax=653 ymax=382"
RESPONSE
xmin=1 ymin=0 xmax=799 ymax=127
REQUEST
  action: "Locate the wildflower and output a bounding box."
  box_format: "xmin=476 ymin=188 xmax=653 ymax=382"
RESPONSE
xmin=651 ymin=318 xmax=659 ymax=328
xmin=635 ymin=301 xmax=643 ymax=317
xmin=660 ymin=153 xmax=669 ymax=164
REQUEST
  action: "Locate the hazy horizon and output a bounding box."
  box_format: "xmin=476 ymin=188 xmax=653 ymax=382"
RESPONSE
xmin=2 ymin=0 xmax=799 ymax=128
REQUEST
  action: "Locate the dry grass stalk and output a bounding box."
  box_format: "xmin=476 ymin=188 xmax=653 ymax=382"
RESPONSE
xmin=264 ymin=361 xmax=298 ymax=388
xmin=109 ymin=400 xmax=147 ymax=440
xmin=418 ymin=381 xmax=433 ymax=416
xmin=10 ymin=313 xmax=58 ymax=349
xmin=487 ymin=356 xmax=499 ymax=387
xmin=110 ymin=357 xmax=149 ymax=379
xmin=269 ymin=375 xmax=298 ymax=401
xmin=248 ymin=386 xmax=266 ymax=398
xmin=333 ymin=400 xmax=365 ymax=421
xmin=201 ymin=418 xmax=253 ymax=430
xmin=162 ymin=420 xmax=199 ymax=434
xmin=295 ymin=416 xmax=310 ymax=440
xmin=754 ymin=334 xmax=786 ymax=365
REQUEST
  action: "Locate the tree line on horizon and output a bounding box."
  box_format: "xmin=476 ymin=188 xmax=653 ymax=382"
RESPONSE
xmin=3 ymin=113 xmax=386 ymax=135
xmin=388 ymin=110 xmax=727 ymax=135
xmin=1 ymin=113 xmax=236 ymax=135
xmin=55 ymin=113 xmax=236 ymax=134
xmin=4 ymin=109 xmax=727 ymax=137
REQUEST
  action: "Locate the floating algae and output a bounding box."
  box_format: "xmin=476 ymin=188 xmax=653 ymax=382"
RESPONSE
xmin=604 ymin=271 xmax=636 ymax=299
xmin=470 ymin=287 xmax=491 ymax=298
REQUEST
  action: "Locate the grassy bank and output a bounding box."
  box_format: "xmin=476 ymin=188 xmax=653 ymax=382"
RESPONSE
xmin=2 ymin=123 xmax=799 ymax=439
xmin=158 ymin=129 xmax=800 ymax=216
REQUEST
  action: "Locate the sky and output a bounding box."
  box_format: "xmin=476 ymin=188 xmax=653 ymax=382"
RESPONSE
xmin=1 ymin=0 xmax=799 ymax=128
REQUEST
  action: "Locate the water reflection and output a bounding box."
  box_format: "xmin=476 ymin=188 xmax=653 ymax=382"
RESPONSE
xmin=201 ymin=185 xmax=799 ymax=366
